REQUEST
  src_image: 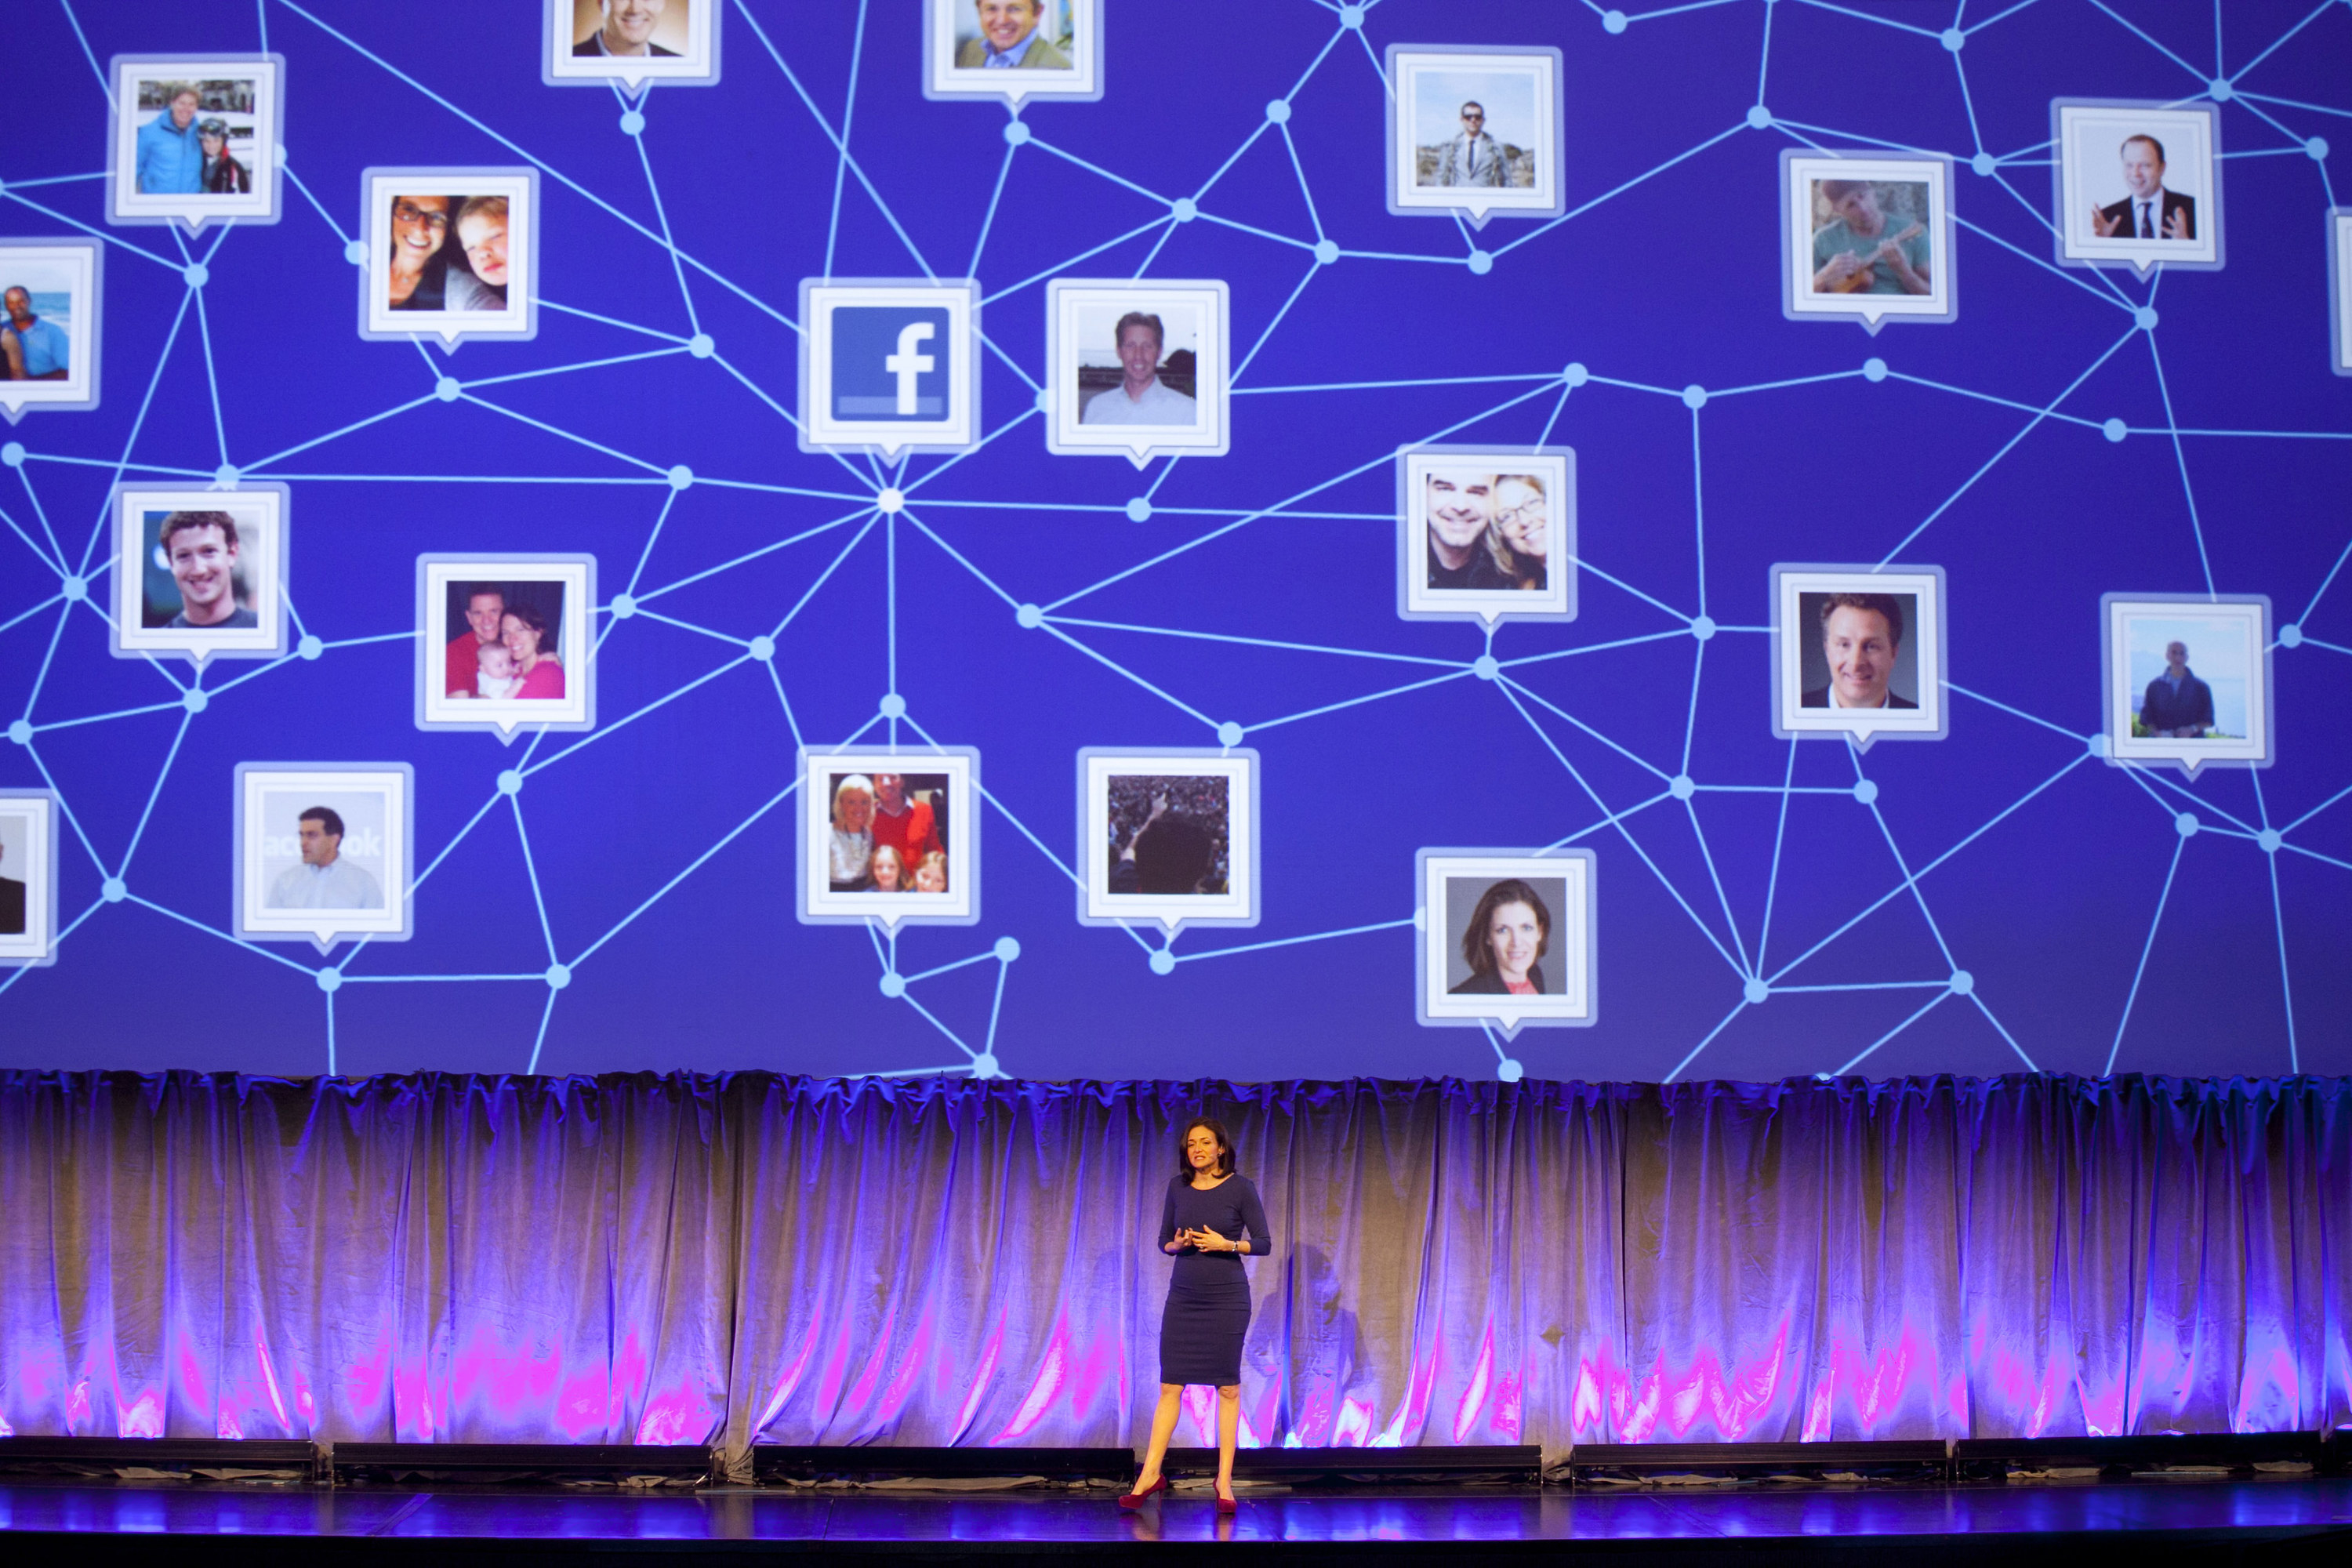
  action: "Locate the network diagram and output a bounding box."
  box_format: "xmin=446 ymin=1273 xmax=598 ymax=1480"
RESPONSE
xmin=0 ymin=0 xmax=2347 ymax=1085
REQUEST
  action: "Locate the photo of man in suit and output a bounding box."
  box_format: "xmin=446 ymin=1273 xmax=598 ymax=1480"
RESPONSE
xmin=1429 ymin=101 xmax=1506 ymax=188
xmin=1800 ymin=592 xmax=1918 ymax=710
xmin=575 ymin=0 xmax=680 ymax=58
xmin=2138 ymin=640 xmax=2215 ymax=738
xmin=2091 ymin=135 xmax=2194 ymax=241
xmin=955 ymin=0 xmax=1070 ymax=69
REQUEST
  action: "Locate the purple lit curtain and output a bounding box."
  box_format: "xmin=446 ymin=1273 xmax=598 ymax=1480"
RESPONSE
xmin=1 ymin=1072 xmax=2345 ymax=1468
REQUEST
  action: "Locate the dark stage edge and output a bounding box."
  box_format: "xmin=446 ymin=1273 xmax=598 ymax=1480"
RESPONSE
xmin=2 ymin=1477 xmax=2351 ymax=1564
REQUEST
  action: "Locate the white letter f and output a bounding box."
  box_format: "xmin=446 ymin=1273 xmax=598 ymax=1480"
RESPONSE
xmin=884 ymin=321 xmax=936 ymax=416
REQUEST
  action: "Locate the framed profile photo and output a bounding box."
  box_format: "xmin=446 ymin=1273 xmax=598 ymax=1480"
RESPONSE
xmin=800 ymin=749 xmax=978 ymax=927
xmin=0 ymin=792 xmax=60 ymax=968
xmin=798 ymin=279 xmax=981 ymax=456
xmin=1077 ymin=750 xmax=1258 ymax=932
xmin=1771 ymin=565 xmax=1947 ymax=749
xmin=359 ymin=169 xmax=538 ymax=346
xmin=1385 ymin=45 xmax=1563 ymax=227
xmin=107 ymin=55 xmax=282 ymax=230
xmin=2053 ymin=100 xmax=2222 ymax=274
xmin=1417 ymin=850 xmax=1596 ymax=1035
xmin=924 ymin=0 xmax=1101 ymax=105
xmin=1396 ymin=445 xmax=1575 ymax=625
xmin=110 ymin=485 xmax=289 ymax=664
xmin=416 ymin=556 xmax=596 ymax=738
xmin=2331 ymin=209 xmax=2351 ymax=376
xmin=1046 ymin=279 xmax=1229 ymax=466
xmin=1781 ymin=151 xmax=1956 ymax=332
xmin=545 ymin=0 xmax=719 ymax=90
xmin=234 ymin=764 xmax=413 ymax=952
xmin=2101 ymin=594 xmax=2272 ymax=777
xmin=0 ymin=240 xmax=102 ymax=423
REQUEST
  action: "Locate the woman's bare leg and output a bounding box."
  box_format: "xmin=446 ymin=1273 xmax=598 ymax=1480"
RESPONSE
xmin=1133 ymin=1382 xmax=1185 ymax=1488
xmin=1214 ymin=1384 xmax=1240 ymax=1500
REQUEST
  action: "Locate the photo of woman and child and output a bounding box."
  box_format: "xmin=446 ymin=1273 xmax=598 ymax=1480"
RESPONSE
xmin=826 ymin=771 xmax=951 ymax=895
xmin=1422 ymin=467 xmax=1549 ymax=593
xmin=387 ymin=192 xmax=511 ymax=313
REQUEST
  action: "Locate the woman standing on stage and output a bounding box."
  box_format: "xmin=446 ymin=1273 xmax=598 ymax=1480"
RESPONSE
xmin=1120 ymin=1117 xmax=1272 ymax=1514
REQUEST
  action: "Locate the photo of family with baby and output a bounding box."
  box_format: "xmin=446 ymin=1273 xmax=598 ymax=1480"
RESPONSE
xmin=826 ymin=771 xmax=953 ymax=895
xmin=441 ymin=580 xmax=569 ymax=701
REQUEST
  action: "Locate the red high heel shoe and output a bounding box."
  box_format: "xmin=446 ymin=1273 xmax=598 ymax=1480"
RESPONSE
xmin=1117 ymin=1475 xmax=1167 ymax=1509
xmin=1215 ymin=1492 xmax=1238 ymax=1515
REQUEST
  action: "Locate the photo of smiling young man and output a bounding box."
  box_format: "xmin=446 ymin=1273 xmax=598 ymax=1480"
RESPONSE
xmin=575 ymin=0 xmax=681 ymax=56
xmin=1800 ymin=591 xmax=1917 ymax=710
xmin=157 ymin=510 xmax=255 ymax=630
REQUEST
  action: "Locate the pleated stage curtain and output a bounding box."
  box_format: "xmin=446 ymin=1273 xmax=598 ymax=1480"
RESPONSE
xmin=0 ymin=1072 xmax=2345 ymax=1468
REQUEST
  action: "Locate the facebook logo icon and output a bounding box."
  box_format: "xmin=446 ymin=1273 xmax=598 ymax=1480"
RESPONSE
xmin=831 ymin=307 xmax=952 ymax=420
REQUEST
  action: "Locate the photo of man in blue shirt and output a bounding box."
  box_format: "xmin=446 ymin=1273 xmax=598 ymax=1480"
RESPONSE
xmin=2 ymin=288 xmax=68 ymax=381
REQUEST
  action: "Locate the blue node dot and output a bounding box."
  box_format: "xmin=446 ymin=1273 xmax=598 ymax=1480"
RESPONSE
xmin=879 ymin=972 xmax=906 ymax=999
xmin=2176 ymin=811 xmax=2200 ymax=838
xmin=1497 ymin=1058 xmax=1525 ymax=1083
xmin=60 ymin=575 xmax=85 ymax=602
xmin=2258 ymin=829 xmax=2283 ymax=855
xmin=610 ymin=593 xmax=637 ymax=619
xmin=5 ymin=719 xmax=30 ymax=746
xmin=497 ymin=768 xmax=524 ymax=796
xmin=1669 ymin=774 xmax=1696 ymax=801
xmin=1971 ymin=152 xmax=1997 ymax=177
xmin=101 ymin=877 xmax=127 ymax=903
xmin=1033 ymin=387 xmax=1053 ymax=412
xmin=2279 ymin=623 xmax=2303 ymax=648
xmin=1265 ymin=99 xmax=1291 ymax=125
xmin=1853 ymin=778 xmax=1879 ymax=806
xmin=879 ymin=691 xmax=907 ymax=718
xmin=435 ymin=376 xmax=462 ymax=403
xmin=1863 ymin=358 xmax=1888 ymax=383
xmin=2208 ymin=78 xmax=2234 ymax=102
xmin=1466 ymin=250 xmax=1493 ymax=275
xmin=1171 ymin=197 xmax=1197 ymax=223
xmin=1473 ymin=654 xmax=1500 ymax=681
xmin=1338 ymin=3 xmax=1365 ymax=27
xmin=619 ymin=109 xmax=646 ymax=136
xmin=2308 ymin=137 xmax=2330 ymax=162
xmin=1004 ymin=119 xmax=1031 ymax=146
xmin=316 ymin=968 xmax=343 ymax=994
xmin=298 ymin=634 xmax=323 ymax=661
xmin=689 ymin=332 xmax=715 ymax=358
xmin=213 ymin=464 xmax=240 ymax=488
xmin=2086 ymin=731 xmax=2111 ymax=758
xmin=2103 ymin=418 xmax=2128 ymax=443
xmin=1602 ymin=9 xmax=1628 ymax=34
xmin=1691 ymin=615 xmax=1717 ymax=642
xmin=1940 ymin=27 xmax=1965 ymax=51
xmin=1016 ymin=602 xmax=1044 ymax=629
xmin=1744 ymin=978 xmax=1770 ymax=1006
xmin=1216 ymin=720 xmax=1244 ymax=748
xmin=1680 ymin=384 xmax=1708 ymax=409
xmin=2135 ymin=306 xmax=2160 ymax=332
xmin=1563 ymin=361 xmax=1589 ymax=387
xmin=343 ymin=239 xmax=369 ymax=266
xmin=545 ymin=964 xmax=572 ymax=990
xmin=182 ymin=688 xmax=209 ymax=714
xmin=183 ymin=263 xmax=209 ymax=289
xmin=1948 ymin=969 xmax=1975 ymax=996
xmin=1125 ymin=497 xmax=1151 ymax=523
xmin=994 ymin=936 xmax=1021 ymax=964
xmin=876 ymin=487 xmax=904 ymax=514
xmin=1412 ymin=906 xmax=1427 ymax=931
xmin=1 ymin=442 xmax=24 ymax=466
xmin=667 ymin=464 xmax=694 ymax=490
xmin=971 ymin=1053 xmax=1000 ymax=1079
xmin=749 ymin=635 xmax=775 ymax=662
xmin=1314 ymin=238 xmax=1340 ymax=266
xmin=1149 ymin=949 xmax=1177 ymax=977
xmin=1747 ymin=105 xmax=1773 ymax=130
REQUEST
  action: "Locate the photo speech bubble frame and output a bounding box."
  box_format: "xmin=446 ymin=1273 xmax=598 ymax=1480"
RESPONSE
xmin=543 ymin=0 xmax=721 ymax=93
xmin=2052 ymin=99 xmax=2224 ymax=276
xmin=234 ymin=763 xmax=414 ymax=953
xmin=1416 ymin=848 xmax=1598 ymax=1037
xmin=0 ymin=239 xmax=103 ymax=423
xmin=110 ymin=482 xmax=291 ymax=666
xmin=107 ymin=53 xmax=284 ymax=232
xmin=2100 ymin=593 xmax=2274 ymax=779
xmin=799 ymin=279 xmax=982 ymax=457
xmin=0 ymin=791 xmax=62 ymax=969
xmin=1396 ymin=445 xmax=1577 ymax=626
xmin=1770 ymin=563 xmax=1949 ymax=753
xmin=1045 ymin=279 xmax=1229 ymax=467
xmin=2330 ymin=209 xmax=2351 ymax=377
xmin=358 ymin=169 xmax=541 ymax=348
xmin=923 ymin=0 xmax=1103 ymax=106
xmin=1779 ymin=149 xmax=1958 ymax=334
xmin=1076 ymin=748 xmax=1261 ymax=934
xmin=798 ymin=746 xmax=981 ymax=929
xmin=415 ymin=554 xmax=598 ymax=740
xmin=1385 ymin=45 xmax=1565 ymax=229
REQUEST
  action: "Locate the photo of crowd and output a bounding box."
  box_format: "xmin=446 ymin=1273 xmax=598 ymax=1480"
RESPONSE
xmin=441 ymin=579 xmax=569 ymax=701
xmin=386 ymin=191 xmax=512 ymax=314
xmin=1102 ymin=774 xmax=1230 ymax=897
xmin=826 ymin=771 xmax=953 ymax=894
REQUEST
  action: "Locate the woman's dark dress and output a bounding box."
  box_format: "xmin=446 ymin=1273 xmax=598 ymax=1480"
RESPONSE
xmin=1156 ymin=1174 xmax=1273 ymax=1386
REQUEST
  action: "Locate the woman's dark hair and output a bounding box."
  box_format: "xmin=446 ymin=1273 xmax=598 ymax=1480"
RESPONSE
xmin=505 ymin=601 xmax=554 ymax=654
xmin=1461 ymin=878 xmax=1552 ymax=975
xmin=1176 ymin=1116 xmax=1236 ymax=1183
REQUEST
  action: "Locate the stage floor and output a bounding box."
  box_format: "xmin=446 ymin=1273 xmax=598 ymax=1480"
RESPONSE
xmin=3 ymin=1475 xmax=2350 ymax=1562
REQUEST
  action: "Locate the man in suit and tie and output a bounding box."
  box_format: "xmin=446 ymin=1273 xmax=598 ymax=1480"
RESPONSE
xmin=955 ymin=0 xmax=1071 ymax=70
xmin=1800 ymin=593 xmax=1919 ymax=711
xmin=1430 ymin=102 xmax=1505 ymax=188
xmin=575 ymin=0 xmax=680 ymax=59
xmin=2092 ymin=135 xmax=2194 ymax=241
